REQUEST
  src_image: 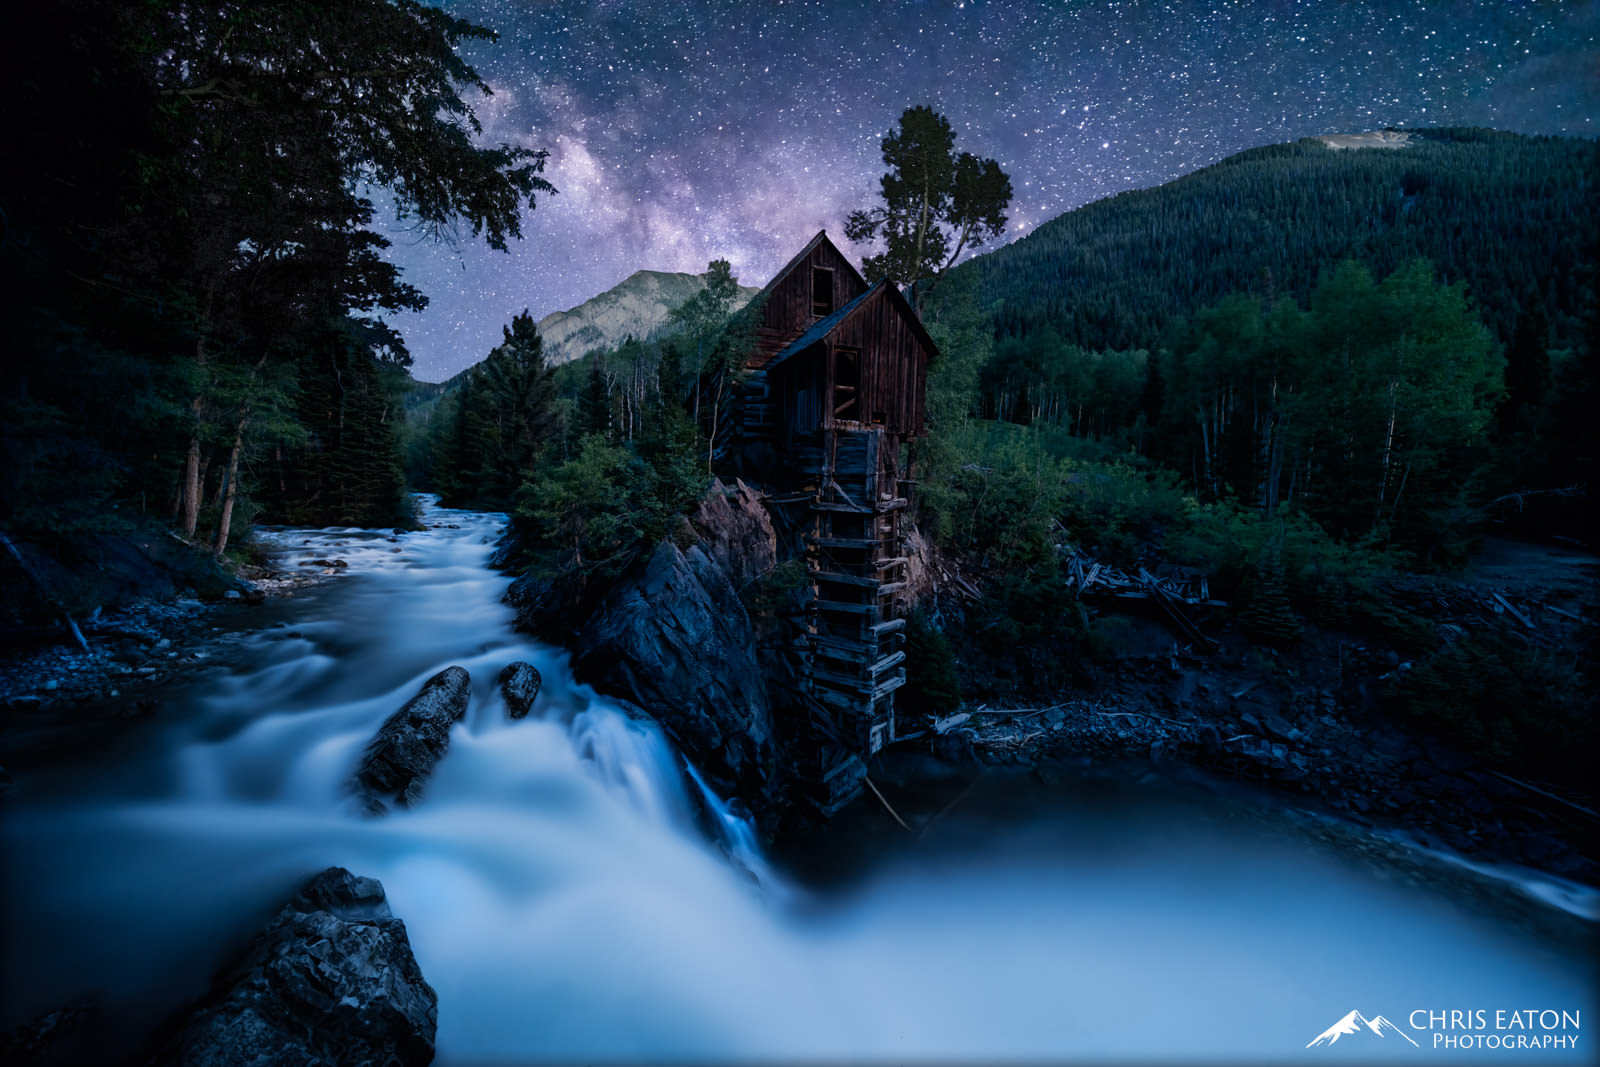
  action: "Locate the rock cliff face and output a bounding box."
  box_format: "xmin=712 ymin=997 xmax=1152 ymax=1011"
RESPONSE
xmin=571 ymin=480 xmax=784 ymax=818
xmin=688 ymin=478 xmax=777 ymax=589
xmin=573 ymin=540 xmax=777 ymax=807
xmin=535 ymin=269 xmax=759 ymax=366
xmin=507 ymin=479 xmax=790 ymax=826
xmin=148 ymin=867 xmax=437 ymax=1067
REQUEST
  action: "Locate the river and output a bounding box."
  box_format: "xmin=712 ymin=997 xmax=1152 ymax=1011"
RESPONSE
xmin=2 ymin=501 xmax=1592 ymax=1063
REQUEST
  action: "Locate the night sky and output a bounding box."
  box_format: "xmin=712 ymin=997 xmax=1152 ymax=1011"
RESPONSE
xmin=381 ymin=0 xmax=1600 ymax=382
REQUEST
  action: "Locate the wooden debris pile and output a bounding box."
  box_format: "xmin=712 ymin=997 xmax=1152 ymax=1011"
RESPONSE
xmin=1385 ymin=582 xmax=1589 ymax=650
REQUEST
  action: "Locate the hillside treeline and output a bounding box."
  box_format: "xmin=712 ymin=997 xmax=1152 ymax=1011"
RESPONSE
xmin=958 ymin=129 xmax=1596 ymax=358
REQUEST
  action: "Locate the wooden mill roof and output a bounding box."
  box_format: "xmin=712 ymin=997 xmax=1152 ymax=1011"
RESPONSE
xmin=764 ymin=278 xmax=940 ymax=372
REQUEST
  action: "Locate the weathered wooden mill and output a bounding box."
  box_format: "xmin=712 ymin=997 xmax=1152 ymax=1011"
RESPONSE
xmin=724 ymin=232 xmax=937 ymax=799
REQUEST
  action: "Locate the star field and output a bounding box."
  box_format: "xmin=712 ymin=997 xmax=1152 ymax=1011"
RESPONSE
xmin=381 ymin=0 xmax=1600 ymax=382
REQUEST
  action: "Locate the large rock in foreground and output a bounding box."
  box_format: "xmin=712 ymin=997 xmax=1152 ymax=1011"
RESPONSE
xmin=351 ymin=666 xmax=471 ymax=814
xmin=150 ymin=867 xmax=437 ymax=1067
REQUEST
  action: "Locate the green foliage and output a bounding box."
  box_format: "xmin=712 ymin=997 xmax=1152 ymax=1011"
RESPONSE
xmin=513 ymin=415 xmax=709 ymax=581
xmin=1386 ymin=628 xmax=1596 ymax=783
xmin=902 ymin=610 xmax=964 ymax=717
xmin=970 ymin=569 xmax=1091 ymax=691
xmin=845 ymin=105 xmax=1013 ymax=305
xmin=264 ymin=318 xmax=413 ymax=528
xmin=515 ymin=435 xmax=642 ymax=574
xmin=489 ymin=276 xmax=760 ymax=579
xmin=740 ymin=559 xmax=809 ymax=618
xmin=917 ymin=421 xmax=1065 ymax=567
xmin=961 ymin=132 xmax=1596 ymax=366
xmin=2 ymin=0 xmax=558 ymax=556
xmin=1159 ymin=259 xmax=1503 ymax=554
xmin=1238 ymin=539 xmax=1303 ymax=647
xmin=433 ymin=312 xmax=560 ymax=510
xmin=981 ymin=329 xmax=1150 ymax=439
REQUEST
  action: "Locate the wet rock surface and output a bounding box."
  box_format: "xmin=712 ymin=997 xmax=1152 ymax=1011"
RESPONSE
xmin=498 ymin=660 xmax=542 ymax=719
xmin=572 ymin=540 xmax=778 ymax=818
xmin=688 ymin=477 xmax=778 ymax=589
xmin=505 ymin=479 xmax=787 ymax=829
xmin=350 ymin=666 xmax=471 ymax=814
xmin=146 ymin=867 xmax=437 ymax=1067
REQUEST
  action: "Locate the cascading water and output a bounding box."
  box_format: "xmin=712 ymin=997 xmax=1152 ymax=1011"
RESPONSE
xmin=2 ymin=499 xmax=1592 ymax=1063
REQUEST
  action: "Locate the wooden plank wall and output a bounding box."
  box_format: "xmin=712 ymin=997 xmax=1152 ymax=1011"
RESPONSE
xmin=747 ymin=240 xmax=867 ymax=369
xmin=822 ymin=289 xmax=928 ymax=437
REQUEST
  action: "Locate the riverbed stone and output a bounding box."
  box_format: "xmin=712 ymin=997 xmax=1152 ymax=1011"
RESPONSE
xmin=146 ymin=867 xmax=436 ymax=1067
xmin=350 ymin=665 xmax=471 ymax=814
xmin=499 ymin=661 xmax=542 ymax=719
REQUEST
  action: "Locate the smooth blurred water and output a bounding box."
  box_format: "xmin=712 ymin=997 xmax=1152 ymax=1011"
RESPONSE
xmin=1 ymin=499 xmax=1592 ymax=1063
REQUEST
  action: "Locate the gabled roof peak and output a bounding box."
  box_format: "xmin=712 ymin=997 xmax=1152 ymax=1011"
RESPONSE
xmin=758 ymin=229 xmax=868 ymax=297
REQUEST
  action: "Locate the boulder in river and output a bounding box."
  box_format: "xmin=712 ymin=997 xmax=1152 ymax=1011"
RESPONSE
xmin=147 ymin=867 xmax=436 ymax=1067
xmin=350 ymin=665 xmax=470 ymax=814
xmin=498 ymin=661 xmax=542 ymax=719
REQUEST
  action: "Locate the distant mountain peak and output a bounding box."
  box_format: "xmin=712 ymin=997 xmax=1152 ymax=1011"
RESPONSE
xmin=534 ymin=268 xmax=759 ymax=366
xmin=1306 ymin=1009 xmax=1420 ymax=1047
xmin=1314 ymin=130 xmax=1415 ymax=150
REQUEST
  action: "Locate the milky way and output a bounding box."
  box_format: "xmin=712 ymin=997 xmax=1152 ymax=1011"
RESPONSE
xmin=380 ymin=0 xmax=1599 ymax=382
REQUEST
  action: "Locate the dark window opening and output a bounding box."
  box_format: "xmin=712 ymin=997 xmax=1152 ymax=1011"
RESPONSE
xmin=871 ymin=410 xmax=887 ymax=425
xmin=833 ymin=347 xmax=860 ymax=421
xmin=812 ymin=267 xmax=834 ymax=317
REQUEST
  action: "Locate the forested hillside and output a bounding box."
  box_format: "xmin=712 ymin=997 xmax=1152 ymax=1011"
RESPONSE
xmin=957 ymin=129 xmax=1596 ymax=356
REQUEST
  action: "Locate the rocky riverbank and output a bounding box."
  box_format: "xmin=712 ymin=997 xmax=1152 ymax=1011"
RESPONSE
xmin=881 ymin=610 xmax=1599 ymax=889
xmin=0 ymin=537 xmax=351 ymax=773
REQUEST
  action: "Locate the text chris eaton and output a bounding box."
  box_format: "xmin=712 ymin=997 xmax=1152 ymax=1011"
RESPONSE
xmin=1408 ymin=1010 xmax=1581 ymax=1051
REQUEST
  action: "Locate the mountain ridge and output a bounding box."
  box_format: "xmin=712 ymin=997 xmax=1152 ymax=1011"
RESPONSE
xmin=534 ymin=268 xmax=759 ymax=368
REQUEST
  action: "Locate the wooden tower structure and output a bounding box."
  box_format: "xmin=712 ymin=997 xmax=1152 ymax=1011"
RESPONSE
xmin=729 ymin=232 xmax=936 ymax=773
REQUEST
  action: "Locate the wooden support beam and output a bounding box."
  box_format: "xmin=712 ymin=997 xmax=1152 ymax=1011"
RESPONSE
xmin=810 ymin=639 xmax=881 ymax=665
xmin=810 ymin=569 xmax=881 ymax=588
xmin=877 ymin=581 xmax=908 ymax=596
xmin=810 ymin=686 xmax=860 ymax=712
xmin=868 ymin=650 xmax=907 ymax=676
xmin=810 ymin=497 xmax=908 ymax=514
xmin=810 ymin=666 xmax=876 ymax=695
xmin=814 ymin=599 xmax=879 ymax=616
xmin=872 ymin=672 xmax=907 ymax=699
xmin=808 ymin=536 xmax=883 ymax=550
xmin=870 ymin=618 xmax=907 ymax=636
